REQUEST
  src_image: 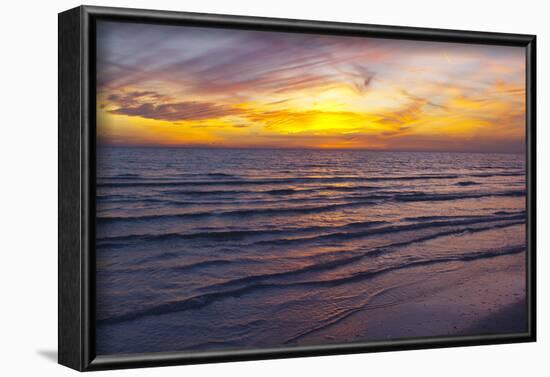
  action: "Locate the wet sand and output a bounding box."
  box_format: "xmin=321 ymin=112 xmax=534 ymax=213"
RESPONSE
xmin=464 ymin=297 xmax=527 ymax=336
xmin=294 ymin=252 xmax=527 ymax=345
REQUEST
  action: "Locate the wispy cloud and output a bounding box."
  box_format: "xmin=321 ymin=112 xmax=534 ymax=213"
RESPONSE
xmin=96 ymin=21 xmax=526 ymax=153
xmin=109 ymin=100 xmax=243 ymax=122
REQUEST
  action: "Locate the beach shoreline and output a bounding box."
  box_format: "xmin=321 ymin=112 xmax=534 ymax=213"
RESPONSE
xmin=293 ymin=252 xmax=527 ymax=346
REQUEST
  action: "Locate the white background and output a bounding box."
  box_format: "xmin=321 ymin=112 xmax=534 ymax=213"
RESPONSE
xmin=0 ymin=0 xmax=546 ymax=375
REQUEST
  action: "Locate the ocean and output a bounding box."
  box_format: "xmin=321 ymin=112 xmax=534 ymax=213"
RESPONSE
xmin=95 ymin=147 xmax=526 ymax=355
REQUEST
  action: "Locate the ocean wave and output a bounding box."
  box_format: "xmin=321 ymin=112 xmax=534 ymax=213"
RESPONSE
xmin=98 ymin=186 xmax=383 ymax=206
xmin=252 ymin=213 xmax=525 ymax=246
xmin=99 ymin=220 xmax=524 ymax=282
xmin=97 ymin=243 xmax=524 ymax=325
xmin=470 ymin=172 xmax=525 ymax=178
xmin=96 ymin=189 xmax=525 ymax=224
xmin=204 ymin=173 xmax=238 ymax=178
xmin=98 ymin=173 xmax=141 ymax=180
xmin=96 ymin=220 xmax=388 ymax=246
xmin=455 ymin=181 xmax=480 ymax=186
xmin=96 ymin=200 xmax=376 ymax=223
xmin=393 ymin=189 xmax=524 ymax=202
xmin=96 ymin=171 xmax=525 ymax=189
xmin=401 ymin=213 xmax=495 ymax=222
xmin=264 ymin=188 xmax=298 ymax=195
xmin=96 ymin=174 xmax=462 ymax=188
xmin=98 ymin=258 xmax=248 ymax=276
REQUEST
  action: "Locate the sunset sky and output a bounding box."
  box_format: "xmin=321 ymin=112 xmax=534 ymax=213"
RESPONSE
xmin=96 ymin=21 xmax=526 ymax=152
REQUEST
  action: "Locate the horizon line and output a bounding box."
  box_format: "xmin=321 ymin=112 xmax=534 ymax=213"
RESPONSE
xmin=96 ymin=144 xmax=525 ymax=155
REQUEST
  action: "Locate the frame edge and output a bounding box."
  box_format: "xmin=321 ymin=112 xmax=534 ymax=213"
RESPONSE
xmin=526 ymin=35 xmax=536 ymax=342
xmin=80 ymin=4 xmax=535 ymax=46
xmin=58 ymin=5 xmax=85 ymax=372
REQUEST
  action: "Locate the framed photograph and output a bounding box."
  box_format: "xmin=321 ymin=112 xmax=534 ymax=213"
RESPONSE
xmin=58 ymin=5 xmax=536 ymax=371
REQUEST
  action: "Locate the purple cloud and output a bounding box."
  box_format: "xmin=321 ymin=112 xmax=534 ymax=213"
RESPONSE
xmin=109 ymin=101 xmax=243 ymax=122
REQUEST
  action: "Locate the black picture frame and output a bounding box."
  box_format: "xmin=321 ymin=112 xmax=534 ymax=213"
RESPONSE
xmin=58 ymin=5 xmax=537 ymax=371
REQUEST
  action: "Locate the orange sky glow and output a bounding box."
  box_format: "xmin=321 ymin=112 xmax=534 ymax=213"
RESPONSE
xmin=97 ymin=21 xmax=526 ymax=152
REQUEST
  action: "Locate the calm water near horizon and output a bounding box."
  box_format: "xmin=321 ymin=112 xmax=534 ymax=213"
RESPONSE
xmin=95 ymin=147 xmax=526 ymax=355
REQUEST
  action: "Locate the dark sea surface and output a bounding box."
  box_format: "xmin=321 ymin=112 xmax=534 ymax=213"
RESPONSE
xmin=95 ymin=147 xmax=526 ymax=355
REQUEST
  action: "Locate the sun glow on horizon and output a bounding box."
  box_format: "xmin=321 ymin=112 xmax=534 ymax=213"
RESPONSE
xmin=97 ymin=21 xmax=526 ymax=153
